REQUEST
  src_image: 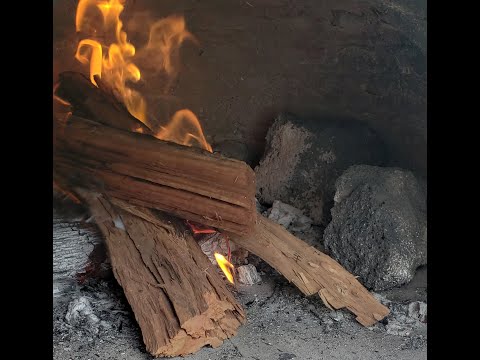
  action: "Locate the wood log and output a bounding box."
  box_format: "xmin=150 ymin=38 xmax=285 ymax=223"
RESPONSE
xmin=228 ymin=216 xmax=390 ymax=327
xmin=54 ymin=71 xmax=153 ymax=134
xmin=54 ymin=115 xmax=256 ymax=235
xmin=79 ymin=191 xmax=245 ymax=357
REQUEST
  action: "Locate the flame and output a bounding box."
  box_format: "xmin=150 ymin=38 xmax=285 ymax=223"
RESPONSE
xmin=157 ymin=110 xmax=213 ymax=152
xmin=74 ymin=0 xmax=211 ymax=152
xmin=214 ymin=253 xmax=235 ymax=284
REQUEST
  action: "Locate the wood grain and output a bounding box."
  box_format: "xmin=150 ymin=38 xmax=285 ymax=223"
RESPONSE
xmin=54 ymin=115 xmax=256 ymax=235
xmin=81 ymin=192 xmax=245 ymax=357
xmin=229 ymin=216 xmax=390 ymax=327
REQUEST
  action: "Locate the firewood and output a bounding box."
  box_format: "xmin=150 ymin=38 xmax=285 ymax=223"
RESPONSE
xmin=79 ymin=191 xmax=245 ymax=357
xmin=228 ymin=216 xmax=390 ymax=326
xmin=54 ymin=71 xmax=153 ymax=134
xmin=54 ymin=115 xmax=256 ymax=235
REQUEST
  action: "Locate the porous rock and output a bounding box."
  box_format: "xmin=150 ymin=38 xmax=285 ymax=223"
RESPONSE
xmin=324 ymin=165 xmax=427 ymax=290
xmin=255 ymin=113 xmax=386 ymax=225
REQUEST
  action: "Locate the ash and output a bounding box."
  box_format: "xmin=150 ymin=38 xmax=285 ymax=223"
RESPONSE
xmin=53 ymin=262 xmax=426 ymax=360
xmin=53 ymin=200 xmax=426 ymax=359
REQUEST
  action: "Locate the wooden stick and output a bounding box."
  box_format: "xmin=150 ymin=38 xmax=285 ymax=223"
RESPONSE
xmin=228 ymin=216 xmax=390 ymax=327
xmin=54 ymin=115 xmax=256 ymax=235
xmin=79 ymin=191 xmax=245 ymax=357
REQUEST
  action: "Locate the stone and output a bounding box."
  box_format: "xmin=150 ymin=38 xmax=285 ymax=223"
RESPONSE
xmin=255 ymin=113 xmax=387 ymax=225
xmin=324 ymin=165 xmax=427 ymax=290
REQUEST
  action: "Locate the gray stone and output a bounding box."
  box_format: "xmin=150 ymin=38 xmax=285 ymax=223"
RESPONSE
xmin=255 ymin=113 xmax=387 ymax=225
xmin=324 ymin=165 xmax=427 ymax=290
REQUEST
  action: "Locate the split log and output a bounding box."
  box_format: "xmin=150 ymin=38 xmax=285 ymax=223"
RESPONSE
xmin=79 ymin=191 xmax=245 ymax=357
xmin=54 ymin=115 xmax=256 ymax=235
xmin=54 ymin=71 xmax=153 ymax=134
xmin=229 ymin=216 xmax=390 ymax=326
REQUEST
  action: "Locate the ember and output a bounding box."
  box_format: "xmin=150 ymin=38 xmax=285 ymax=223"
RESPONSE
xmin=186 ymin=220 xmax=234 ymax=283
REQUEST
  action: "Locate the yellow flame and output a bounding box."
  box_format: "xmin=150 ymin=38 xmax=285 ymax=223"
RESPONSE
xmin=75 ymin=39 xmax=103 ymax=85
xmin=156 ymin=110 xmax=213 ymax=152
xmin=74 ymin=0 xmax=211 ymax=152
xmin=214 ymin=253 xmax=234 ymax=284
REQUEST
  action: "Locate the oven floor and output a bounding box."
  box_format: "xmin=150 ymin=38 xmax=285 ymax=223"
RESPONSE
xmin=53 ymin=268 xmax=427 ymax=360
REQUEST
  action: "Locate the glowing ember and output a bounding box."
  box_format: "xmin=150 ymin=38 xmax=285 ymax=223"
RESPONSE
xmin=214 ymin=253 xmax=235 ymax=284
xmin=187 ymin=220 xmax=217 ymax=235
xmin=74 ymin=0 xmax=212 ymax=152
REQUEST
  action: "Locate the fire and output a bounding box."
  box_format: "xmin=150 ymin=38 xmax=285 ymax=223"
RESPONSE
xmin=74 ymin=0 xmax=212 ymax=152
xmin=157 ymin=110 xmax=213 ymax=152
xmin=214 ymin=253 xmax=235 ymax=284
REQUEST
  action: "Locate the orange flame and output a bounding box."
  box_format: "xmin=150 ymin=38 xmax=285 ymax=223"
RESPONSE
xmin=74 ymin=0 xmax=211 ymax=152
xmin=157 ymin=110 xmax=213 ymax=152
xmin=214 ymin=253 xmax=235 ymax=284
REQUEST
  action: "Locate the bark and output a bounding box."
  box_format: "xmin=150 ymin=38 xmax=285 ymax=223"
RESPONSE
xmin=229 ymin=215 xmax=390 ymax=326
xmin=80 ymin=191 xmax=245 ymax=357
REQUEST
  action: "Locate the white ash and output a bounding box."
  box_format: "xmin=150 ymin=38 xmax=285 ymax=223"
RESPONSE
xmin=65 ymin=296 xmax=111 ymax=335
xmin=370 ymin=293 xmax=427 ymax=337
xmin=310 ymin=291 xmax=428 ymax=338
xmin=53 ymin=208 xmax=105 ymax=299
xmin=266 ymin=200 xmax=312 ymax=232
xmin=237 ymin=264 xmax=262 ymax=285
xmin=263 ymin=200 xmax=324 ymax=249
xmin=408 ymin=301 xmax=427 ymax=323
xmin=372 ymin=292 xmax=392 ymax=306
